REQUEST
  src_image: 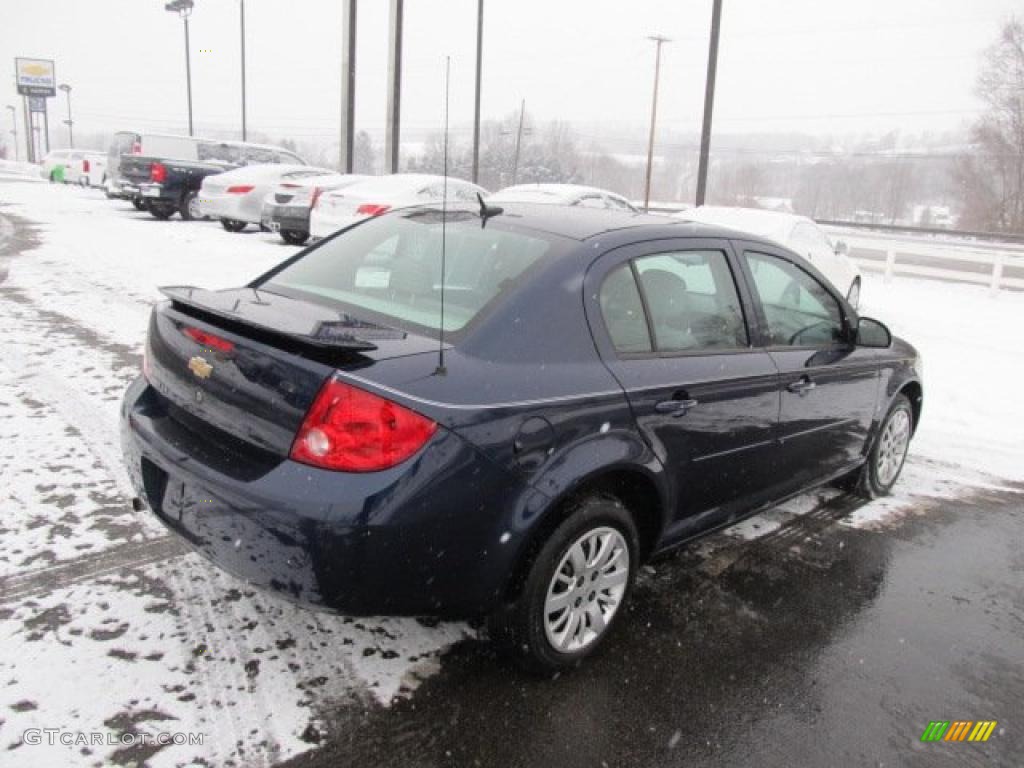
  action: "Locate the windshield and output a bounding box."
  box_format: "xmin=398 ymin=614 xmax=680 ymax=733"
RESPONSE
xmin=260 ymin=208 xmax=558 ymax=336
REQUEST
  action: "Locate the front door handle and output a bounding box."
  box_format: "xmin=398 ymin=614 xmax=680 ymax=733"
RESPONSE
xmin=787 ymin=376 xmax=817 ymax=395
xmin=655 ymin=395 xmax=699 ymax=416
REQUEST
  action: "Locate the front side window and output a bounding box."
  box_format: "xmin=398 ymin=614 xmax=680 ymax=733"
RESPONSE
xmin=634 ymin=250 xmax=748 ymax=352
xmin=744 ymin=251 xmax=844 ymax=347
xmin=599 ymin=264 xmax=652 ymax=354
xmin=262 ymin=210 xmax=557 ymax=336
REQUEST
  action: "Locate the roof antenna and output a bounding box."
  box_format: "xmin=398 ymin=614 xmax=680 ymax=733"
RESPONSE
xmin=476 ymin=192 xmax=503 ymax=226
xmin=435 ymin=56 xmax=451 ymax=377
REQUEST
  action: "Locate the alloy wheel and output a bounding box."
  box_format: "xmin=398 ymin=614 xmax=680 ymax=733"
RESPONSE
xmin=543 ymin=526 xmax=629 ymax=653
xmin=876 ymin=408 xmax=910 ymax=486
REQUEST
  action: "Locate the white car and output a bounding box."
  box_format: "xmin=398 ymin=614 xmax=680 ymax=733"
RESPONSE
xmin=39 ymin=149 xmax=80 ymax=182
xmin=309 ymin=174 xmax=489 ymax=240
xmin=199 ymin=164 xmax=334 ymax=232
xmin=65 ymin=152 xmax=107 ymax=188
xmin=676 ymin=206 xmax=862 ymax=308
xmin=491 ymin=183 xmax=638 ymax=212
xmin=260 ymin=173 xmax=370 ymax=245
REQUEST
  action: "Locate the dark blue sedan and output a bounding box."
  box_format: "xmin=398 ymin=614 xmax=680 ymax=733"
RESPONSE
xmin=121 ymin=203 xmax=922 ymax=670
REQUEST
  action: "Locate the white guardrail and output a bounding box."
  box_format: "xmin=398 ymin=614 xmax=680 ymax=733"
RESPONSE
xmin=822 ymin=227 xmax=1024 ymax=295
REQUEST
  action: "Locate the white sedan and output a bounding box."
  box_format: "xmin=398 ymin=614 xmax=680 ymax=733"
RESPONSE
xmin=676 ymin=206 xmax=862 ymax=308
xmin=491 ymin=183 xmax=638 ymax=212
xmin=309 ymin=174 xmax=489 ymax=240
xmin=199 ymin=164 xmax=333 ymax=232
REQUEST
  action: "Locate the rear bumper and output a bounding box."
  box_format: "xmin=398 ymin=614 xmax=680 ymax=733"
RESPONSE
xmin=120 ymin=376 xmax=532 ymax=618
xmin=200 ymin=194 xmax=261 ymax=224
xmin=262 ymin=203 xmax=310 ymax=233
xmin=309 ymin=211 xmax=364 ymax=239
xmin=138 ymin=183 xmax=177 ymax=205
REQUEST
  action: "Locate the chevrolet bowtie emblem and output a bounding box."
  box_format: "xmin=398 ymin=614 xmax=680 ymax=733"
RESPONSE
xmin=188 ymin=356 xmax=213 ymax=379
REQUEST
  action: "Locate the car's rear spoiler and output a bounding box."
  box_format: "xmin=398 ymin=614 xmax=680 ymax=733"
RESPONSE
xmin=159 ymin=285 xmax=406 ymax=352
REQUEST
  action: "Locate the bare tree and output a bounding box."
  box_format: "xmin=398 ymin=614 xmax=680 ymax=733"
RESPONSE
xmin=957 ymin=17 xmax=1024 ymax=232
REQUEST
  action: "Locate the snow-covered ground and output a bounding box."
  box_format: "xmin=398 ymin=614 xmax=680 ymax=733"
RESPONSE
xmin=0 ymin=180 xmax=1021 ymax=767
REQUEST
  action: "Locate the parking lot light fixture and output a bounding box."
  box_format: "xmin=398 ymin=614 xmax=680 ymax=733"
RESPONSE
xmin=165 ymin=0 xmax=196 ymax=136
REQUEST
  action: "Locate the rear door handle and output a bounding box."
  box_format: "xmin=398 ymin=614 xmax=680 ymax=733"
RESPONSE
xmin=787 ymin=376 xmax=816 ymax=395
xmin=655 ymin=395 xmax=699 ymax=416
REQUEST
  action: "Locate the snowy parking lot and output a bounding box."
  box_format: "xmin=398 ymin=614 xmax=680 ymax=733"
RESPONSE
xmin=1 ymin=179 xmax=1022 ymax=767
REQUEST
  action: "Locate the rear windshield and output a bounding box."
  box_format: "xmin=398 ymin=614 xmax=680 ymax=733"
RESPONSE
xmin=260 ymin=208 xmax=558 ymax=336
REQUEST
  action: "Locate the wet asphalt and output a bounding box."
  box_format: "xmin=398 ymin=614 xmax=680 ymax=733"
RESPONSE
xmin=287 ymin=487 xmax=1023 ymax=768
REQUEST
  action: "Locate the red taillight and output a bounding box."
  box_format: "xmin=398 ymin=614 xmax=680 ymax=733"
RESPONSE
xmin=150 ymin=162 xmax=167 ymax=183
xmin=183 ymin=326 xmax=235 ymax=353
xmin=82 ymin=159 xmax=90 ymax=172
xmin=310 ymin=187 xmax=325 ymax=208
xmin=227 ymin=185 xmax=255 ymax=195
xmin=131 ymin=141 xmax=142 ymax=154
xmin=290 ymin=379 xmax=437 ymax=472
xmin=356 ymin=203 xmax=391 ymax=217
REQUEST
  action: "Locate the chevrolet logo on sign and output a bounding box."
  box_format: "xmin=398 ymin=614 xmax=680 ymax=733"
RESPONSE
xmin=188 ymin=356 xmax=213 ymax=379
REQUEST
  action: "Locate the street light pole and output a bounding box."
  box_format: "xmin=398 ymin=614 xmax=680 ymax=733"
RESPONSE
xmin=58 ymin=84 xmax=73 ymax=148
xmin=240 ymin=0 xmax=247 ymax=141
xmin=471 ymin=0 xmax=484 ymax=184
xmin=643 ymin=35 xmax=671 ymax=212
xmin=5 ymin=105 xmax=17 ymax=161
xmin=384 ymin=0 xmax=404 ymax=174
xmin=165 ymin=0 xmax=195 ymax=136
xmin=339 ymin=0 xmax=357 ymax=172
xmin=695 ymin=0 xmax=723 ymax=207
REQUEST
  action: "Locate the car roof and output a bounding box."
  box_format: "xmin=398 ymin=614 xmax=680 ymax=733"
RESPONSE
xmin=449 ymin=201 xmax=737 ymax=243
xmin=330 ymin=174 xmax=485 ymax=197
xmin=495 ymin=183 xmax=616 ymax=198
xmin=676 ymin=205 xmax=811 ymax=242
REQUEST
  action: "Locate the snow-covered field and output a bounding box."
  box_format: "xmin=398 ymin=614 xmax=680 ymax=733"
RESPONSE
xmin=0 ymin=180 xmax=1021 ymax=767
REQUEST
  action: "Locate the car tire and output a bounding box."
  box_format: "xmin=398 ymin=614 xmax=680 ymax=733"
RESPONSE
xmin=281 ymin=230 xmax=310 ymax=246
xmin=847 ymin=277 xmax=861 ymax=310
xmin=220 ymin=218 xmax=247 ymax=233
xmin=148 ymin=203 xmax=176 ymax=220
xmin=843 ymin=394 xmax=913 ymax=499
xmin=180 ymin=191 xmax=202 ymax=221
xmin=491 ymin=494 xmax=638 ymax=673
xmin=131 ymin=198 xmax=147 ymax=211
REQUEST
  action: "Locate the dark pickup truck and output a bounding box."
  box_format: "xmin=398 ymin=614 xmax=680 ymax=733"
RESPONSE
xmin=113 ymin=136 xmax=307 ymax=221
xmin=119 ymin=154 xmax=229 ymax=221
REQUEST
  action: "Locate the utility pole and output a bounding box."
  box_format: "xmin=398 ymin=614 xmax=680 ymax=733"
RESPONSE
xmin=471 ymin=0 xmax=484 ymax=184
xmin=339 ymin=0 xmax=357 ymax=172
xmin=384 ymin=0 xmax=404 ymax=174
xmin=695 ymin=0 xmax=723 ymax=207
xmin=643 ymin=35 xmax=671 ymax=211
xmin=6 ymin=105 xmax=17 ymax=161
xmin=165 ymin=1 xmax=195 ymax=136
xmin=240 ymin=0 xmax=247 ymax=140
xmin=58 ymin=84 xmax=73 ymax=147
xmin=511 ymin=98 xmax=525 ymax=185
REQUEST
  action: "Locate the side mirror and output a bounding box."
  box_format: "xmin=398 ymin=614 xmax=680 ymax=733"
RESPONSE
xmin=834 ymin=240 xmax=849 ymax=257
xmin=856 ymin=317 xmax=892 ymax=348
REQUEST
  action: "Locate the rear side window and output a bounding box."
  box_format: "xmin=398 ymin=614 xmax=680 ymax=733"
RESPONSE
xmin=599 ymin=265 xmax=652 ymax=353
xmin=263 ymin=210 xmax=556 ymax=336
xmin=633 ymin=251 xmax=748 ymax=352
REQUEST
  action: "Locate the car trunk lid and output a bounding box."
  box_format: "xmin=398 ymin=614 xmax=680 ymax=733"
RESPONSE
xmin=147 ymin=286 xmax=438 ymax=456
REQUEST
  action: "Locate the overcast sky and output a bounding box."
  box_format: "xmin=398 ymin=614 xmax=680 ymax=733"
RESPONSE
xmin=2 ymin=0 xmax=1019 ymax=151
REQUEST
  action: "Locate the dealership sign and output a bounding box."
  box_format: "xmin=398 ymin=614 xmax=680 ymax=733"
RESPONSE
xmin=15 ymin=58 xmax=56 ymax=97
